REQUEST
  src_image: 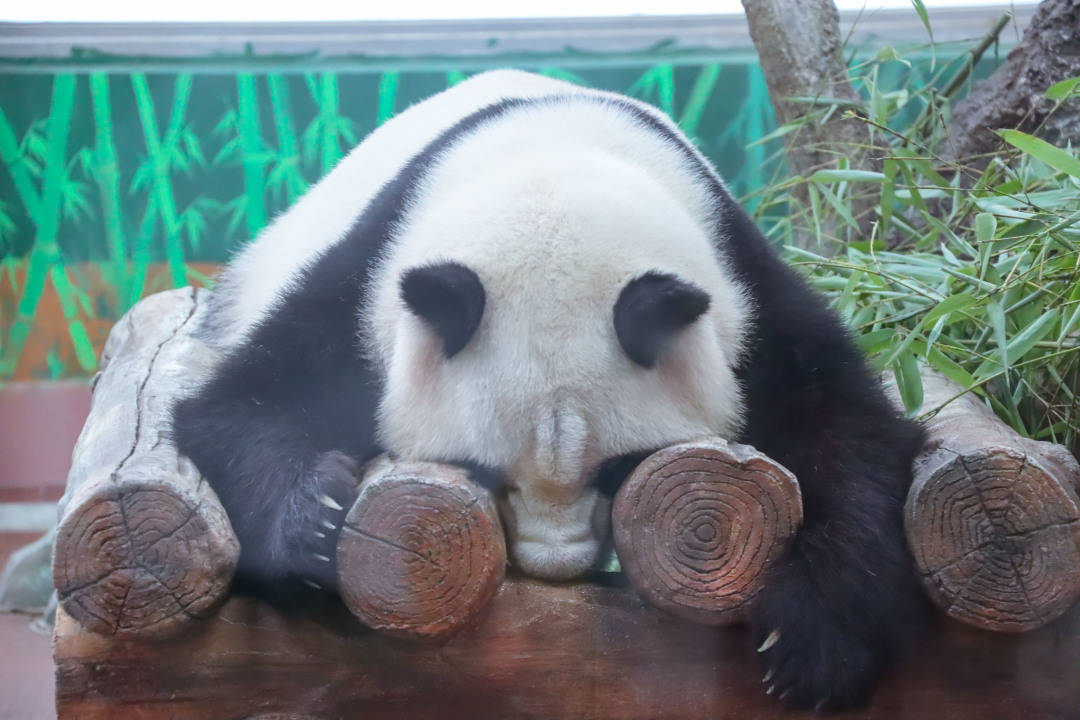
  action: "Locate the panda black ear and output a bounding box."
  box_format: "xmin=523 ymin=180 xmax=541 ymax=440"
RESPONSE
xmin=614 ymin=272 xmax=710 ymax=368
xmin=400 ymin=262 xmax=486 ymax=358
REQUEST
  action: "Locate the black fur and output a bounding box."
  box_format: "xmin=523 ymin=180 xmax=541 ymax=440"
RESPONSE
xmin=401 ymin=262 xmax=486 ymax=357
xmin=171 ymin=98 xmax=528 ymax=603
xmin=610 ymin=100 xmax=929 ymax=709
xmin=172 ymin=90 xmax=927 ymax=708
xmin=614 ymin=272 xmax=711 ymax=368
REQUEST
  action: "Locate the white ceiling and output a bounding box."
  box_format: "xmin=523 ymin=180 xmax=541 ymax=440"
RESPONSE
xmin=2 ymin=0 xmax=1037 ymax=24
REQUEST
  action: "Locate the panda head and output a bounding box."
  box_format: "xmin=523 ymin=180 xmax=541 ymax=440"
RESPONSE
xmin=369 ymin=139 xmax=749 ymax=580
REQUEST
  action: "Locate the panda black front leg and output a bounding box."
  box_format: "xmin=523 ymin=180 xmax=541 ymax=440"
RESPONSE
xmin=172 ymin=385 xmax=368 ymax=605
xmin=749 ymin=433 xmax=928 ymax=710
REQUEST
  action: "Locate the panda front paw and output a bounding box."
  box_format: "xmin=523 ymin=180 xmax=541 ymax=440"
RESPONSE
xmin=288 ymin=450 xmax=361 ymax=590
xmin=753 ymin=572 xmax=885 ymax=711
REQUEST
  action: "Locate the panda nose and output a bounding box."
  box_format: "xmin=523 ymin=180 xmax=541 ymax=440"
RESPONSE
xmin=533 ymin=395 xmax=589 ymax=494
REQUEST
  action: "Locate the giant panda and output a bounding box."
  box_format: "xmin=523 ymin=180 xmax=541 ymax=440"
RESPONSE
xmin=172 ymin=69 xmax=927 ymax=709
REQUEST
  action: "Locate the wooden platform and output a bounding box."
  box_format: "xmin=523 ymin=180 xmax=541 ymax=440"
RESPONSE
xmin=55 ymin=577 xmax=1080 ymax=720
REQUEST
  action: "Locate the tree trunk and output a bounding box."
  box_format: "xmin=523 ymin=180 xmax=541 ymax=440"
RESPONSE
xmin=740 ymin=0 xmax=882 ymax=252
xmin=944 ymin=0 xmax=1080 ymax=164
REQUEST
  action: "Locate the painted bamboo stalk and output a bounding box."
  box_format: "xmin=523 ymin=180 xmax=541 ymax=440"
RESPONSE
xmin=236 ymin=73 xmax=267 ymax=238
xmin=88 ymin=72 xmax=130 ymax=307
xmin=131 ymin=73 xmax=188 ymax=291
xmin=267 ymin=73 xmax=308 ymax=204
xmin=0 ymin=74 xmax=77 ymax=377
xmin=376 ymin=71 xmax=400 ymax=126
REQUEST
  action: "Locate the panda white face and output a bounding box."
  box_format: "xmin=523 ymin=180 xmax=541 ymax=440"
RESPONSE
xmin=366 ymin=107 xmax=750 ymax=580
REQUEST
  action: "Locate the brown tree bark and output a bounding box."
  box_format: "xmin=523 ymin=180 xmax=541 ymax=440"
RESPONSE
xmin=740 ymin=0 xmax=882 ymax=251
xmin=944 ymin=0 xmax=1080 ymax=164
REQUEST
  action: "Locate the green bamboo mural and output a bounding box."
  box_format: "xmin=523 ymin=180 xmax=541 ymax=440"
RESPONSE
xmin=267 ymin=73 xmax=308 ymax=205
xmin=87 ymin=73 xmax=129 ymax=305
xmin=236 ymin=73 xmax=268 ymax=239
xmin=132 ymin=73 xmax=188 ymax=290
xmin=0 ymin=74 xmax=84 ymax=376
xmin=0 ymin=51 xmax=1004 ymax=381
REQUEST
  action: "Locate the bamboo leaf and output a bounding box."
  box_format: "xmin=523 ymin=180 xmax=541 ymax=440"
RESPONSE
xmin=893 ymin=352 xmax=924 ymax=413
xmin=998 ymin=129 xmax=1080 ymax=179
xmin=910 ymin=0 xmax=935 ymax=69
xmin=809 ymin=169 xmax=886 ymax=183
xmin=1045 ymin=77 xmax=1080 ymax=101
xmin=923 ymin=291 xmax=976 ymax=325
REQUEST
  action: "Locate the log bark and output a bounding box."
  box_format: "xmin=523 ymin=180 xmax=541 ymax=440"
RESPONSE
xmin=337 ymin=456 xmax=506 ymax=640
xmin=53 ymin=580 xmax=1080 ymax=720
xmin=944 ymin=0 xmax=1080 ymax=164
xmin=887 ymin=369 xmax=1080 ymax=632
xmin=52 ymin=287 xmax=240 ymax=639
xmin=611 ymin=438 xmax=802 ymax=625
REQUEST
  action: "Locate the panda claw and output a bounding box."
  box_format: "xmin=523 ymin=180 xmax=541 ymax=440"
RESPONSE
xmin=312 ymin=553 xmax=331 ymax=563
xmin=762 ymin=668 xmax=775 ymax=684
xmin=318 ymin=493 xmax=344 ymax=511
xmin=766 ymin=685 xmax=775 ymax=696
xmin=303 ymin=579 xmax=322 ymax=590
xmin=321 ymin=519 xmax=337 ymax=531
xmin=757 ymin=628 xmax=781 ymax=652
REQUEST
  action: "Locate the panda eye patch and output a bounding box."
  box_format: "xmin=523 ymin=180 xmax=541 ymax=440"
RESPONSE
xmin=613 ymin=272 xmax=711 ymax=368
xmin=400 ymin=262 xmax=486 ymax=358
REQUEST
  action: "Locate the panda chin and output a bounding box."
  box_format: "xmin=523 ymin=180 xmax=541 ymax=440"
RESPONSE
xmin=510 ymin=539 xmax=600 ymax=581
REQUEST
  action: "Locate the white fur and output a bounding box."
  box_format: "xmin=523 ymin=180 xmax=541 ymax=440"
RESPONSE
xmin=368 ymin=96 xmax=751 ymax=579
xmin=210 ymin=71 xmax=751 ymax=580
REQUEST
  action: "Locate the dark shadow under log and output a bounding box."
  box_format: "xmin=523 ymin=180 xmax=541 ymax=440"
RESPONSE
xmin=612 ymin=438 xmax=802 ymax=625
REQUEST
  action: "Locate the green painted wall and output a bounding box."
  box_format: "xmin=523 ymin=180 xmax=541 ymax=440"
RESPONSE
xmin=0 ymin=48 xmax=1002 ymax=380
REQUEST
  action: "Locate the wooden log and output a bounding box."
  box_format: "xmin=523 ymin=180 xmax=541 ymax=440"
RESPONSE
xmin=889 ymin=370 xmax=1080 ymax=632
xmin=337 ymin=456 xmax=506 ymax=640
xmin=52 ymin=288 xmax=240 ymax=639
xmin=53 ymin=578 xmax=1080 ymax=720
xmin=611 ymin=438 xmax=802 ymax=625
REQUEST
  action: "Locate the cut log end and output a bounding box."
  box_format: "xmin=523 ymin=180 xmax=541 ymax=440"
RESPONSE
xmin=337 ymin=459 xmax=507 ymax=640
xmin=612 ymin=438 xmax=803 ymax=625
xmin=905 ymin=445 xmax=1080 ymax=632
xmin=53 ymin=477 xmax=239 ymax=639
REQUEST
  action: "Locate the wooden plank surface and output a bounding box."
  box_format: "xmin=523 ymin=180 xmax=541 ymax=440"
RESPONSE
xmin=55 ymin=576 xmax=1080 ymax=720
